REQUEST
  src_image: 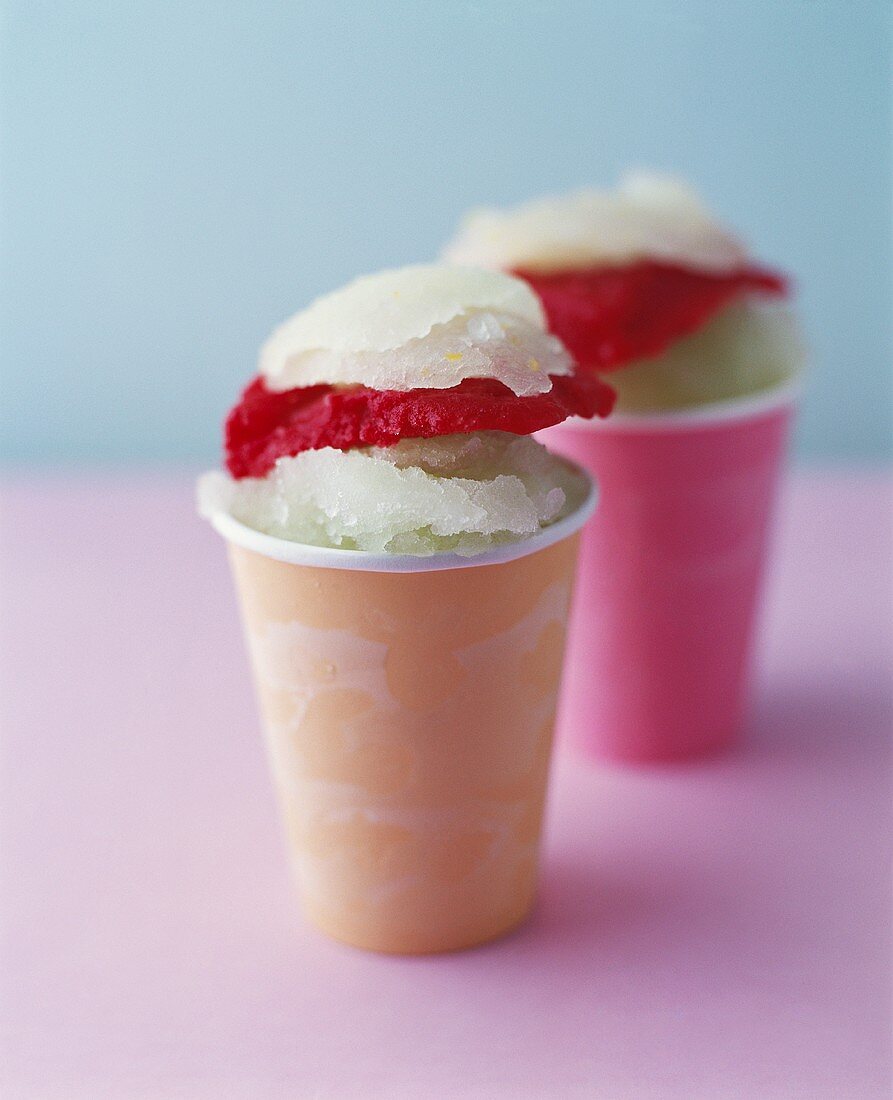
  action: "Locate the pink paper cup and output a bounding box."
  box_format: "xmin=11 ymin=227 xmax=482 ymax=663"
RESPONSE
xmin=539 ymin=383 xmax=798 ymax=765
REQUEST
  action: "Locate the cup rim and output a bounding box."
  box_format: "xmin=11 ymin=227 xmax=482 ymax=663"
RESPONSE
xmin=555 ymin=378 xmax=801 ymax=434
xmin=208 ymin=457 xmax=596 ymax=573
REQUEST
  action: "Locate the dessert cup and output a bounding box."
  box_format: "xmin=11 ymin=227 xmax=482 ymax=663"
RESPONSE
xmin=209 ymin=473 xmax=594 ymax=953
xmin=539 ymin=382 xmax=797 ymax=765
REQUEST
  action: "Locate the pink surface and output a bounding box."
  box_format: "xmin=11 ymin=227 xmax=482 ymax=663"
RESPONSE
xmin=1 ymin=470 xmax=890 ymax=1099
xmin=542 ymin=403 xmax=791 ymax=762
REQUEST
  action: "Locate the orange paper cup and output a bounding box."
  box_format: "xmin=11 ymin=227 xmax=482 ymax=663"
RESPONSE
xmin=209 ymin=475 xmax=593 ymax=954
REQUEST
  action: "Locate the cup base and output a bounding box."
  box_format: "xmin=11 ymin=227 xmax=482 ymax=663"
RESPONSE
xmin=566 ymin=725 xmax=738 ymax=768
xmin=302 ymin=895 xmax=535 ymax=955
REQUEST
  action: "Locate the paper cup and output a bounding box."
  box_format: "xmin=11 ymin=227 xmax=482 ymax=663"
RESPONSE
xmin=208 ymin=476 xmax=593 ymax=954
xmin=539 ymin=383 xmax=797 ymax=765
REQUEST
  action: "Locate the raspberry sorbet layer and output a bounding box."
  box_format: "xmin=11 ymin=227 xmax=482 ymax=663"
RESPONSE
xmin=515 ymin=260 xmax=787 ymax=374
xmin=225 ymin=373 xmax=613 ymax=480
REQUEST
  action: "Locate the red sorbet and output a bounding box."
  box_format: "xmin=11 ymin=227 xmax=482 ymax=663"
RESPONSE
xmin=515 ymin=260 xmax=788 ymax=373
xmin=225 ymin=374 xmax=615 ymax=479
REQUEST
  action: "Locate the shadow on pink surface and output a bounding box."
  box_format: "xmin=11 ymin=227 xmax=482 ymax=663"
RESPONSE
xmin=747 ymin=677 xmax=892 ymax=753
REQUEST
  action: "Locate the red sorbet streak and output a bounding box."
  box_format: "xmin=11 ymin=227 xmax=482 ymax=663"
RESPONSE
xmin=515 ymin=261 xmax=788 ymax=373
xmin=225 ymin=374 xmax=615 ymax=479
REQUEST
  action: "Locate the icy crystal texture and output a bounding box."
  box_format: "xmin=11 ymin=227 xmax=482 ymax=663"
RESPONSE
xmin=260 ymin=264 xmax=569 ymax=396
xmin=198 ymin=432 xmax=588 ymax=556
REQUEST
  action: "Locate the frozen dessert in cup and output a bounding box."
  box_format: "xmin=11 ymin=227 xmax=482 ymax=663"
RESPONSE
xmin=445 ymin=175 xmax=806 ymax=764
xmin=198 ymin=265 xmax=613 ymax=952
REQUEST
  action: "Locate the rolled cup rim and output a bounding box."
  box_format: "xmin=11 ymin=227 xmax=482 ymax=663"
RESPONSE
xmin=556 ymin=378 xmax=802 ymax=434
xmin=208 ymin=457 xmax=596 ymax=573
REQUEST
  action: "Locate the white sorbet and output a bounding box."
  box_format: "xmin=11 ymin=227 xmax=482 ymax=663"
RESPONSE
xmin=198 ymin=432 xmax=588 ymax=557
xmin=260 ymin=264 xmax=571 ymax=397
xmin=442 ymin=172 xmax=748 ymax=275
xmin=607 ymin=302 xmax=806 ymax=413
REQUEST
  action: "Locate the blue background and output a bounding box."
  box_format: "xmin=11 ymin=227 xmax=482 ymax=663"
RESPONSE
xmin=1 ymin=0 xmax=890 ymax=465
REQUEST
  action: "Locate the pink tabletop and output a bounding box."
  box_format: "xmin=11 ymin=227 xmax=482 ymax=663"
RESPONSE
xmin=1 ymin=471 xmax=890 ymax=1099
